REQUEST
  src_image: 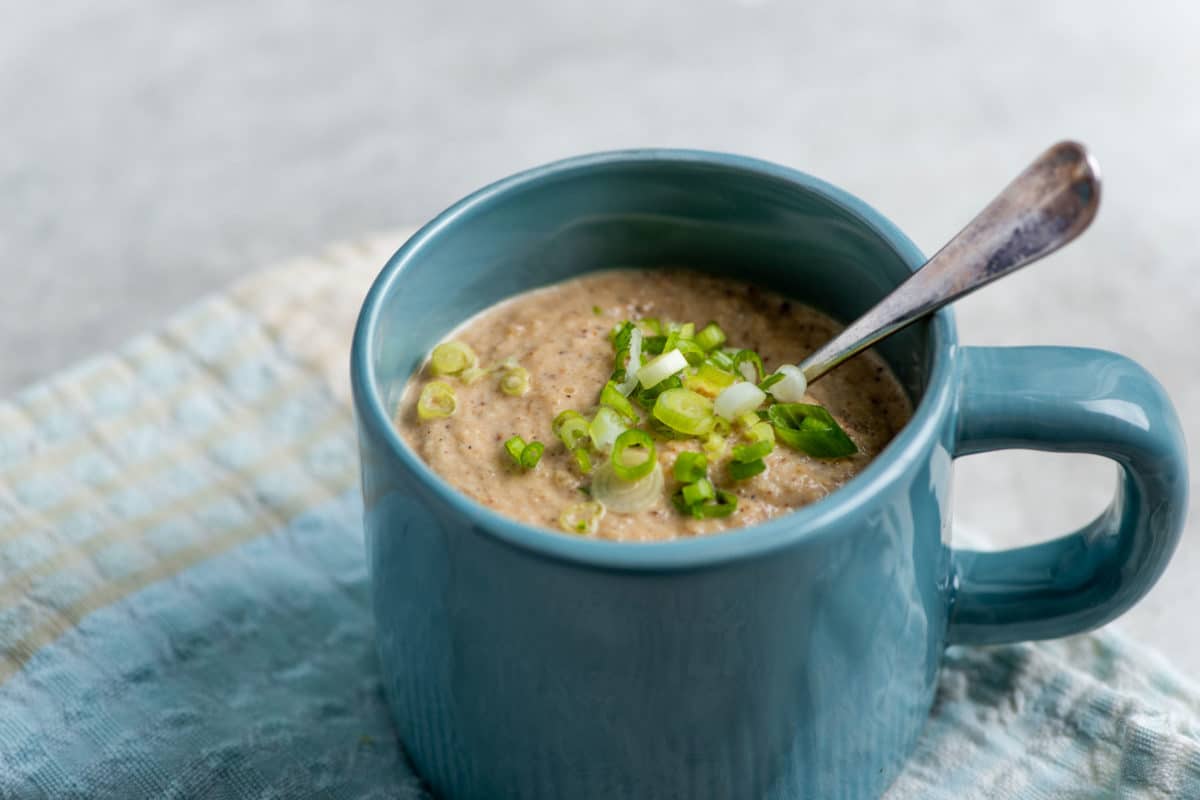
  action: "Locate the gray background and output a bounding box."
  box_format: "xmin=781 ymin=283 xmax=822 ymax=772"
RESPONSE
xmin=4 ymin=1 xmax=1198 ymax=672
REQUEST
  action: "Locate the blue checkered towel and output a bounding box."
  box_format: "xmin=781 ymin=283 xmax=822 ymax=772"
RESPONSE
xmin=1 ymin=234 xmax=1197 ymax=799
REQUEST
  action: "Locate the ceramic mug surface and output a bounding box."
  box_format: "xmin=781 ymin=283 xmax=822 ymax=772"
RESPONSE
xmin=350 ymin=150 xmax=1188 ymax=800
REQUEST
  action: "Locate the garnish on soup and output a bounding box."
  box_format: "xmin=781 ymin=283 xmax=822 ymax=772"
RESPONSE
xmin=398 ymin=270 xmax=911 ymax=541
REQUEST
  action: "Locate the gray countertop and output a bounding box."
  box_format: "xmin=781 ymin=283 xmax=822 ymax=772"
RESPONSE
xmin=4 ymin=1 xmax=1197 ymax=673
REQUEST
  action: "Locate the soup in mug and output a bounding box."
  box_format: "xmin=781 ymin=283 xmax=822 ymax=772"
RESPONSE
xmin=397 ymin=269 xmax=911 ymax=542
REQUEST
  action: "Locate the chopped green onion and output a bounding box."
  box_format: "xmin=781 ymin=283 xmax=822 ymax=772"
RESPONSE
xmin=748 ymin=420 xmax=776 ymax=445
xmin=429 ymin=341 xmax=477 ymax=376
xmin=592 ymin=461 xmax=664 ymax=513
xmin=758 ymin=373 xmax=785 ymax=391
xmin=637 ymin=349 xmax=688 ymax=389
xmin=736 ymin=411 xmax=760 ymax=430
xmin=676 ymin=339 xmax=707 ymax=366
xmin=600 ymin=380 xmax=638 ymax=422
xmin=504 ymin=436 xmax=526 ymax=464
xmin=646 ymin=416 xmax=692 ymax=440
xmin=708 ymin=349 xmax=735 ymax=371
xmin=695 ymin=322 xmax=727 ymax=352
xmin=520 ymin=441 xmax=545 ymax=469
xmin=672 ymin=486 xmax=738 ymax=518
xmin=614 ymin=327 xmax=644 ymax=395
xmin=714 ymin=381 xmax=767 ymax=421
xmin=417 ymin=381 xmax=457 ymax=420
xmin=610 ymin=429 xmax=657 ymax=481
xmin=768 ymin=364 xmax=809 ymax=402
xmin=504 ymin=436 xmax=544 ymax=470
xmin=638 ymin=318 xmax=662 ymax=336
xmin=499 ymin=366 xmax=531 ymax=396
xmin=611 ymin=321 xmax=636 ymax=351
xmin=634 ymin=374 xmax=682 ymax=410
xmin=713 ymin=416 xmax=732 ymax=435
xmin=768 ymin=403 xmax=858 ymax=458
xmin=702 ymin=432 xmax=728 ymax=458
xmin=642 ymin=335 xmax=667 ymax=356
xmin=732 ymin=349 xmax=766 ymax=383
xmin=684 ymin=362 xmax=736 ymax=398
xmin=589 ymin=406 xmax=627 ymax=452
xmin=732 ymin=439 xmax=773 ymax=463
xmin=673 ymin=451 xmax=708 ymax=483
xmin=460 ymin=366 xmax=488 ymax=385
xmin=592 ymin=305 xmax=603 ymax=315
xmin=573 ymin=447 xmax=593 ymax=474
xmin=560 ymin=501 xmax=606 ymax=535
xmin=553 ymin=410 xmax=590 ymax=450
xmin=729 ymin=458 xmax=766 ymax=480
xmin=681 ymin=478 xmax=716 ymax=507
xmin=652 ymin=388 xmax=716 ymax=437
xmin=694 ymin=489 xmax=738 ymax=518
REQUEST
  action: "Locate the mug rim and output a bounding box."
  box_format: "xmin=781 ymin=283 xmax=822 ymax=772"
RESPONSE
xmin=351 ymin=148 xmax=959 ymax=571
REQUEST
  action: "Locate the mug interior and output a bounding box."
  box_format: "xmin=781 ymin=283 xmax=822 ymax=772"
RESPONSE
xmin=356 ymin=150 xmax=955 ymax=556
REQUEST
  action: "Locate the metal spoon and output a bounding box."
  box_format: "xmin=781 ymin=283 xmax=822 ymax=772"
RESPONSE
xmin=797 ymin=140 xmax=1101 ymax=384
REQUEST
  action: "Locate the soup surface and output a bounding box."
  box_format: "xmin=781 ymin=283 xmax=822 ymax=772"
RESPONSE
xmin=397 ymin=269 xmax=912 ymax=541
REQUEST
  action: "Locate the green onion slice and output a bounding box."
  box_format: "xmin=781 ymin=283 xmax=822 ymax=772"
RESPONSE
xmin=460 ymin=366 xmax=487 ymax=385
xmin=573 ymin=447 xmax=593 ymax=475
xmin=695 ymin=322 xmax=727 ymax=352
xmin=708 ymin=349 xmax=735 ymax=371
xmin=672 ymin=486 xmax=738 ymax=518
xmin=714 ymin=381 xmax=766 ymax=421
xmin=729 ymin=458 xmax=766 ymax=481
xmin=652 ymin=388 xmax=716 ymax=437
xmin=520 ymin=440 xmax=545 ymax=469
xmin=589 ymin=406 xmax=627 ymax=452
xmin=732 ymin=349 xmax=766 ymax=383
xmin=702 ymin=432 xmax=728 ymax=458
xmin=592 ymin=460 xmax=664 ymax=513
xmin=504 ymin=436 xmax=526 ymax=464
xmin=676 ymin=339 xmax=707 ymax=366
xmin=553 ymin=410 xmax=590 ymax=450
xmin=429 ymin=341 xmax=477 ymax=376
xmin=601 ymin=380 xmax=638 ymax=422
xmin=768 ymin=364 xmax=809 ymax=402
xmin=758 ymin=372 xmax=785 ymax=391
xmin=681 ymin=478 xmax=716 ymax=507
xmin=611 ymin=321 xmax=636 ymax=351
xmin=642 ymin=335 xmax=667 ymax=356
xmin=673 ymin=451 xmax=708 ymax=483
xmin=499 ymin=366 xmax=531 ymax=397
xmin=768 ymin=403 xmax=859 ymax=458
xmin=610 ymin=429 xmax=657 ymax=481
xmin=732 ymin=439 xmax=773 ymax=463
xmin=560 ymin=501 xmax=606 ymax=535
xmin=638 ymin=318 xmax=662 ymax=336
xmin=634 ymin=374 xmax=682 ymax=411
xmin=748 ymin=420 xmax=776 ymax=445
xmin=417 ymin=381 xmax=457 ymax=420
xmin=684 ymin=362 xmax=736 ymax=398
xmin=637 ymin=349 xmax=688 ymax=389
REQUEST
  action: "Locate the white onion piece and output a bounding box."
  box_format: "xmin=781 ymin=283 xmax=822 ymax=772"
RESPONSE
xmin=591 ymin=461 xmax=664 ymax=514
xmin=769 ymin=364 xmax=808 ymax=402
xmin=714 ymin=381 xmax=766 ymax=421
xmin=616 ymin=327 xmax=643 ymax=396
xmin=589 ymin=407 xmax=627 ymax=452
xmin=637 ymin=349 xmax=687 ymax=389
xmin=737 ymin=361 xmax=758 ymax=382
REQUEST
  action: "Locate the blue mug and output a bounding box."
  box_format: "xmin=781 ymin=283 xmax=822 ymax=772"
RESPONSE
xmin=350 ymin=150 xmax=1188 ymax=799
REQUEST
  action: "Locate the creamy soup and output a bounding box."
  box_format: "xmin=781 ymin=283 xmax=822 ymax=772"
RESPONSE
xmin=397 ymin=269 xmax=912 ymax=542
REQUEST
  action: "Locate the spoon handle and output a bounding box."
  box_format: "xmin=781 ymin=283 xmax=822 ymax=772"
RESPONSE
xmin=798 ymin=140 xmax=1101 ymax=383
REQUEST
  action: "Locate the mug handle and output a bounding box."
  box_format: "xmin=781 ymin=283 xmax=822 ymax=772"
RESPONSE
xmin=947 ymin=346 xmax=1189 ymax=645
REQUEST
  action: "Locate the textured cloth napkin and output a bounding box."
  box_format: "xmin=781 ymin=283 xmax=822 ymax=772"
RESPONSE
xmin=1 ymin=233 xmax=1198 ymax=799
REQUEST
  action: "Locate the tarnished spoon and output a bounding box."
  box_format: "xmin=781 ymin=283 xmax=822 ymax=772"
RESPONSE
xmin=796 ymin=141 xmax=1101 ymax=385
